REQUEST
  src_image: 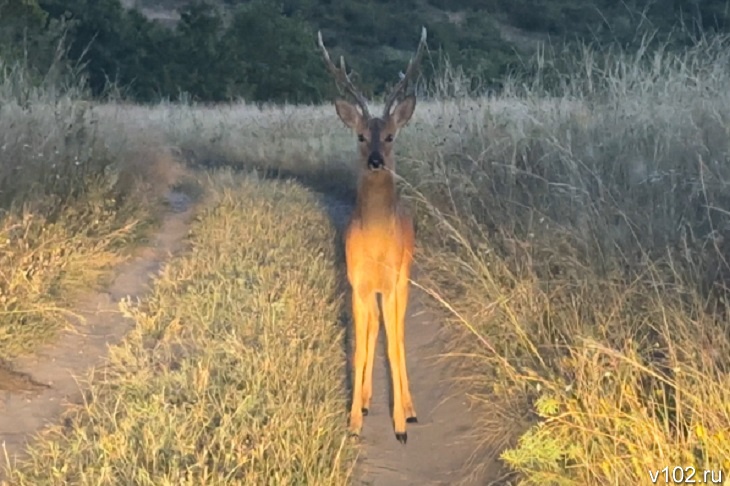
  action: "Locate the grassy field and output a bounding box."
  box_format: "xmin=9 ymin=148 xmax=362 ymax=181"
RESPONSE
xmin=128 ymin=36 xmax=729 ymax=483
xmin=2 ymin=33 xmax=730 ymax=485
xmin=407 ymin=39 xmax=730 ymax=482
xmin=4 ymin=172 xmax=356 ymax=484
xmin=0 ymin=63 xmax=184 ymax=362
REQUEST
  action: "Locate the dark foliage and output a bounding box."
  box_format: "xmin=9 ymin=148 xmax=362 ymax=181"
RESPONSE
xmin=1 ymin=0 xmax=728 ymax=103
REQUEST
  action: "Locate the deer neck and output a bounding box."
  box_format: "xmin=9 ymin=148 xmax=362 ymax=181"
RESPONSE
xmin=355 ymin=169 xmax=398 ymax=228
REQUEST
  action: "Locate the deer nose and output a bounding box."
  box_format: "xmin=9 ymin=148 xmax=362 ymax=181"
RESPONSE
xmin=367 ymin=152 xmax=384 ymax=169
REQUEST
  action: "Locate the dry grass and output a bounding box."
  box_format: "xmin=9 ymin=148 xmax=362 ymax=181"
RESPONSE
xmin=82 ymin=36 xmax=730 ymax=484
xmin=4 ymin=33 xmax=730 ymax=485
xmin=405 ymin=39 xmax=730 ymax=483
xmin=0 ymin=62 xmax=185 ymax=360
xmin=3 ymin=171 xmax=355 ymax=484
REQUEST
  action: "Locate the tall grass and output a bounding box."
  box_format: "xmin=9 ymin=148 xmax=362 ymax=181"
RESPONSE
xmin=4 ymin=31 xmax=727 ymax=484
xmin=0 ymin=60 xmax=179 ymax=360
xmin=403 ymin=34 xmax=730 ymax=483
xmin=126 ymin=34 xmax=730 ymax=483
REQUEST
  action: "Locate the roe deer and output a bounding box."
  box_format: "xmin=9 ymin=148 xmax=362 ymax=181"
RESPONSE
xmin=317 ymin=27 xmax=427 ymax=444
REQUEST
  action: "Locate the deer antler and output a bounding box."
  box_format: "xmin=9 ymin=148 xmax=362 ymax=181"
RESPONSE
xmin=317 ymin=31 xmax=372 ymax=119
xmin=383 ymin=27 xmax=428 ymax=117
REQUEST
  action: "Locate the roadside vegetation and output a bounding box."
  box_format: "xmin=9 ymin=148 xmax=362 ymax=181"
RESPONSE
xmin=0 ymin=59 xmax=178 ymax=365
xmin=1 ymin=0 xmax=729 ymax=483
xmin=5 ymin=172 xmax=356 ymax=484
xmin=84 ymin=34 xmax=729 ymax=484
xmin=406 ymin=37 xmax=730 ymax=483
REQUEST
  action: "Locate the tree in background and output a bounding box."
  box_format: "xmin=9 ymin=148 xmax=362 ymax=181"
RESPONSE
xmin=1 ymin=0 xmax=729 ymax=103
xmin=163 ymin=1 xmax=233 ymax=101
xmin=0 ymin=0 xmax=47 ymax=60
xmin=222 ymin=0 xmax=331 ymax=104
xmin=0 ymin=0 xmax=61 ymax=79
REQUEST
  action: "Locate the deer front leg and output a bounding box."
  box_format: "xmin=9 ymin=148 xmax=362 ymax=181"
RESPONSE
xmin=398 ymin=212 xmax=417 ymax=423
xmin=396 ymin=272 xmax=417 ymax=423
xmin=383 ymin=291 xmax=407 ymax=444
xmin=349 ymin=291 xmax=369 ymax=436
xmin=361 ymin=300 xmax=379 ymax=416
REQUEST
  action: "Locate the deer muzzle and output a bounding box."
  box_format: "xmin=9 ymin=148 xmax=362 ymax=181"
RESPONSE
xmin=367 ymin=152 xmax=385 ymax=170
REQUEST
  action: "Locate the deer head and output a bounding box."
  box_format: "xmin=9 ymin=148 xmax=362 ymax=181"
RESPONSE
xmin=317 ymin=28 xmax=427 ymax=172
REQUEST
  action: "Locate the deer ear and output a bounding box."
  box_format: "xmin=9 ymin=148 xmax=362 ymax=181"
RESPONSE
xmin=390 ymin=95 xmax=416 ymax=129
xmin=334 ymin=99 xmax=364 ymax=130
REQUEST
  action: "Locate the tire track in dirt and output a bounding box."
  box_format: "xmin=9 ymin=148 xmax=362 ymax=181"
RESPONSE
xmin=0 ymin=190 xmax=195 ymax=479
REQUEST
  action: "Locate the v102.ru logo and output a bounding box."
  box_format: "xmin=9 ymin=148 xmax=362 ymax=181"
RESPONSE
xmin=649 ymin=466 xmax=724 ymax=484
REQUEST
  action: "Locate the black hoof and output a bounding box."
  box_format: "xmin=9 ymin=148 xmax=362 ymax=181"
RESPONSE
xmin=361 ymin=408 xmax=369 ymax=416
xmin=395 ymin=432 xmax=408 ymax=444
xmin=406 ymin=416 xmax=418 ymax=423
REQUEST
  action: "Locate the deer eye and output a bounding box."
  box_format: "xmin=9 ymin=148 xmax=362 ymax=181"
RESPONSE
xmin=384 ymin=134 xmax=394 ymax=143
xmin=357 ymin=134 xmax=366 ymax=142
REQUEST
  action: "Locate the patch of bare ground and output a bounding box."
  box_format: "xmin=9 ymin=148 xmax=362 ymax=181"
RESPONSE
xmin=0 ymin=180 xmax=198 ymax=480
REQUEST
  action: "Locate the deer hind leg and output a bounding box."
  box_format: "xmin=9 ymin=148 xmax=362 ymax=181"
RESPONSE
xmin=349 ymin=290 xmax=371 ymax=436
xmin=361 ymin=295 xmax=380 ymax=416
xmin=396 ymin=269 xmax=417 ymax=423
xmin=383 ymin=289 xmax=407 ymax=444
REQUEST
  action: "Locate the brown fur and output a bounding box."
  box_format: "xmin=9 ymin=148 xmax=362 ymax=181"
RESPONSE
xmin=334 ymin=96 xmax=418 ymax=443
